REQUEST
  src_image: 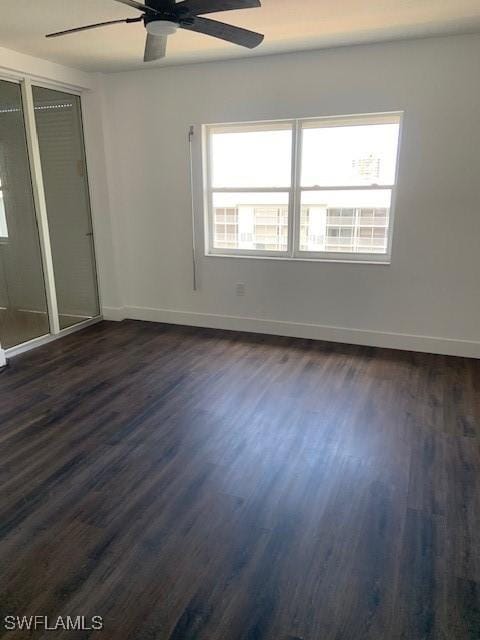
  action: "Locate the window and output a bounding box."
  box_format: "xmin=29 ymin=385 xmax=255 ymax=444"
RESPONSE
xmin=204 ymin=113 xmax=402 ymax=261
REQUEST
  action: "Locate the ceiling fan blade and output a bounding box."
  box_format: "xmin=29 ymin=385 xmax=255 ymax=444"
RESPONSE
xmin=175 ymin=0 xmax=260 ymax=16
xmin=180 ymin=16 xmax=264 ymax=48
xmin=112 ymin=0 xmax=160 ymax=14
xmin=144 ymin=33 xmax=168 ymax=61
xmin=46 ymin=17 xmax=141 ymax=38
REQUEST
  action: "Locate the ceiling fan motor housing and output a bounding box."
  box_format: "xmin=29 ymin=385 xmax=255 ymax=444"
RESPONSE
xmin=145 ymin=18 xmax=181 ymax=35
xmin=144 ymin=0 xmax=193 ymax=24
xmin=144 ymin=10 xmax=194 ymax=30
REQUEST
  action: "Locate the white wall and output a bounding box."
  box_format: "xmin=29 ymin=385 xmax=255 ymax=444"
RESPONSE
xmin=101 ymin=33 xmax=480 ymax=357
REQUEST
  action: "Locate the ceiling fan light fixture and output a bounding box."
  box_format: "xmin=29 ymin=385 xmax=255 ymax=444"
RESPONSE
xmin=146 ymin=20 xmax=179 ymax=36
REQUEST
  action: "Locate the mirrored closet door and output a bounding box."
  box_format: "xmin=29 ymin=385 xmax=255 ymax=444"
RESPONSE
xmin=0 ymin=79 xmax=49 ymax=348
xmin=0 ymin=78 xmax=100 ymax=352
xmin=32 ymin=86 xmax=100 ymax=330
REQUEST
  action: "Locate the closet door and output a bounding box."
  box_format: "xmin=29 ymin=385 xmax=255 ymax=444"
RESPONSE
xmin=32 ymin=86 xmax=100 ymax=330
xmin=0 ymin=80 xmax=49 ymax=348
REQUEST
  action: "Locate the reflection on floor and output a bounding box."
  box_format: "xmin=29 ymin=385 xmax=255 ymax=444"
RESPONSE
xmin=0 ymin=308 xmax=92 ymax=349
xmin=59 ymin=314 xmax=91 ymax=331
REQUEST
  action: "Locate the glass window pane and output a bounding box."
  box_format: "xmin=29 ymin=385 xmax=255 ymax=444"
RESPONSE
xmin=212 ymin=192 xmax=289 ymax=252
xmin=299 ymin=190 xmax=391 ymax=254
xmin=211 ymin=125 xmax=292 ymax=188
xmin=32 ymin=86 xmax=100 ymax=330
xmin=301 ymin=121 xmax=400 ymax=187
xmin=0 ymin=80 xmax=49 ymax=349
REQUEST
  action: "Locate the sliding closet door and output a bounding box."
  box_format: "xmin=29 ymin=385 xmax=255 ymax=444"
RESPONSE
xmin=32 ymin=86 xmax=99 ymax=330
xmin=0 ymin=80 xmax=49 ymax=348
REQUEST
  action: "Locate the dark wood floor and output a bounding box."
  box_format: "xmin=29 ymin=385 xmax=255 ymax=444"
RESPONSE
xmin=1 ymin=320 xmax=479 ymax=639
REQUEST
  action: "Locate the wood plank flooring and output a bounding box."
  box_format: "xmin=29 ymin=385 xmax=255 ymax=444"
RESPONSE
xmin=0 ymin=320 xmax=479 ymax=639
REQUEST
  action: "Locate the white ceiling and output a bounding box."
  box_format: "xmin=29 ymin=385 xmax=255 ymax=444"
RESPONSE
xmin=1 ymin=0 xmax=480 ymax=72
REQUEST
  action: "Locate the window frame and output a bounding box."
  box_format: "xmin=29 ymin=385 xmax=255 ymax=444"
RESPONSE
xmin=203 ymin=111 xmax=403 ymax=264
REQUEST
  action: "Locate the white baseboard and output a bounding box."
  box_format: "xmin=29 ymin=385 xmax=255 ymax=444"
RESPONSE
xmin=16 ymin=304 xmax=479 ymax=358
xmin=0 ymin=348 xmax=6 ymax=368
xmin=102 ymin=306 xmax=126 ymax=321
xmin=122 ymin=305 xmax=480 ymax=359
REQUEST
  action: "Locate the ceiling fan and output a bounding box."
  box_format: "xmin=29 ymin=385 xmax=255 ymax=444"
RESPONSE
xmin=46 ymin=0 xmax=264 ymax=62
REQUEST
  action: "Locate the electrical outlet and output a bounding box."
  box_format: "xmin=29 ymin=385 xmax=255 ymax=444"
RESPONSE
xmin=236 ymin=283 xmax=246 ymax=296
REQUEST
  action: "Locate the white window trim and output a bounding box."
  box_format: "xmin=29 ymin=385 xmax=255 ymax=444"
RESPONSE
xmin=203 ymin=111 xmax=404 ymax=264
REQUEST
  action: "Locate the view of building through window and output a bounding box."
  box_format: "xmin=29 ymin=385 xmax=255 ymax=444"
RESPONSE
xmin=214 ymin=205 xmax=288 ymax=252
xmin=299 ymin=188 xmax=392 ymax=253
xmin=207 ymin=114 xmax=401 ymax=259
xmin=214 ymin=205 xmax=389 ymax=253
xmin=212 ymin=191 xmax=290 ymax=252
xmin=299 ymin=206 xmax=389 ymax=253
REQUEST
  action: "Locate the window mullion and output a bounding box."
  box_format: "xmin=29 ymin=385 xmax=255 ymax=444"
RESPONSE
xmin=287 ymin=123 xmax=297 ymax=258
xmin=300 ymin=185 xmax=395 ymax=192
xmin=212 ymin=187 xmax=290 ymax=193
xmin=290 ymin=119 xmax=302 ymax=258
